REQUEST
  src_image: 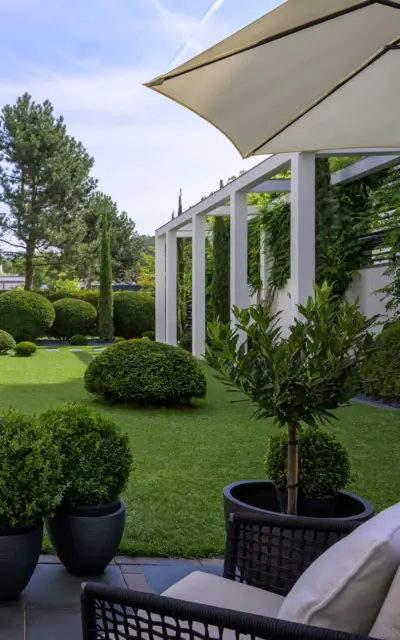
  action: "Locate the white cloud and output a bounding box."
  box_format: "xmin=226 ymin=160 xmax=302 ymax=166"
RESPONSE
xmin=0 ymin=0 xmax=272 ymax=234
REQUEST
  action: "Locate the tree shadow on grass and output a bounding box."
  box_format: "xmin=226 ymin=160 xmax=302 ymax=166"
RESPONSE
xmin=70 ymin=350 xmax=94 ymax=366
xmin=0 ymin=378 xmax=92 ymax=413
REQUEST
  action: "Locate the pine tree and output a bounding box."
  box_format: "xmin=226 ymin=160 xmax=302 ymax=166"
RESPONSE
xmin=98 ymin=196 xmax=114 ymax=342
xmin=210 ymin=180 xmax=230 ymax=323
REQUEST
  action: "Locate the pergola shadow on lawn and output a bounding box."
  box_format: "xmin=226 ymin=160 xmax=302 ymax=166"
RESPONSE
xmin=0 ymin=349 xmax=399 ymax=557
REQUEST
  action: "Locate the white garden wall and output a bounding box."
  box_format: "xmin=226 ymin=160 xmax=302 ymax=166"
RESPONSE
xmin=249 ymin=264 xmax=393 ymax=336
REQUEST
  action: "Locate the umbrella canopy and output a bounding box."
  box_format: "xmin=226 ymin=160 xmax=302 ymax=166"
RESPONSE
xmin=145 ymin=0 xmax=400 ymax=157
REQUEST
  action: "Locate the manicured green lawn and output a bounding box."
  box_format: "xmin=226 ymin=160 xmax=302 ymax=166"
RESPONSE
xmin=0 ymin=347 xmax=399 ymax=557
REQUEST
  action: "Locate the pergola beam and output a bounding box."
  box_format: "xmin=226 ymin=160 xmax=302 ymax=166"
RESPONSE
xmin=250 ymin=179 xmax=290 ymax=193
xmin=331 ymin=155 xmax=400 ymax=186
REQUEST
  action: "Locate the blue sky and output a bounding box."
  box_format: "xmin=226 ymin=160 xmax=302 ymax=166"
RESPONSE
xmin=0 ymin=0 xmax=281 ymax=234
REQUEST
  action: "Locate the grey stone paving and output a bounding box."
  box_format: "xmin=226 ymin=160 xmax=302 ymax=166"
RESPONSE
xmin=44 ymin=349 xmax=59 ymax=352
xmin=0 ymin=555 xmax=224 ymax=639
xmin=68 ymin=348 xmax=84 ymax=352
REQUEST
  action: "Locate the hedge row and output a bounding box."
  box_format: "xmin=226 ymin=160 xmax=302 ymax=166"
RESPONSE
xmin=0 ymin=290 xmax=155 ymax=342
xmin=364 ymin=321 xmax=400 ymax=400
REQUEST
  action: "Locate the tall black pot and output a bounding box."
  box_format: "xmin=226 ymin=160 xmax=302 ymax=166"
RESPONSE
xmin=0 ymin=521 xmax=43 ymax=601
xmin=45 ymin=499 xmax=125 ymax=576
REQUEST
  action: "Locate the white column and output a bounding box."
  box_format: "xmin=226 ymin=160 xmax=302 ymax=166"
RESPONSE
xmin=290 ymin=153 xmax=316 ymax=320
xmin=230 ymin=191 xmax=248 ymax=338
xmin=155 ymin=234 xmax=166 ymax=342
xmin=166 ymin=230 xmax=177 ymax=345
xmin=192 ymin=214 xmax=206 ymax=358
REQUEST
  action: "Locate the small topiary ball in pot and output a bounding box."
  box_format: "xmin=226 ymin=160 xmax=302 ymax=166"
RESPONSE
xmin=266 ymin=427 xmax=351 ymax=499
xmin=0 ymin=330 xmax=16 ymax=355
xmin=70 ymin=334 xmax=88 ymax=346
xmin=141 ymin=330 xmax=155 ymax=341
xmin=84 ymin=340 xmax=207 ymax=405
xmin=39 ymin=404 xmax=132 ymax=508
xmin=15 ymin=342 xmax=37 ymax=357
xmin=0 ymin=409 xmax=62 ymax=526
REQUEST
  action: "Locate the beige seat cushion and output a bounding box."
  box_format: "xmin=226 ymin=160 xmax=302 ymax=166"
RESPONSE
xmin=163 ymin=570 xmax=284 ymax=618
xmin=278 ymin=502 xmax=400 ymax=635
xmin=369 ymin=564 xmax=400 ymax=639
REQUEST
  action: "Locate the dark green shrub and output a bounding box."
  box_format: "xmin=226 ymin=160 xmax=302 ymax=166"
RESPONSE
xmin=364 ymin=322 xmax=400 ymax=399
xmin=40 ymin=404 xmax=132 ymax=507
xmin=141 ymin=330 xmax=155 ymax=340
xmin=266 ymin=428 xmax=351 ymax=498
xmin=179 ymin=331 xmax=192 ymax=352
xmin=70 ymin=334 xmax=88 ymax=346
xmin=114 ymin=336 xmax=125 ymax=343
xmin=0 ymin=330 xmax=16 ymax=355
xmin=113 ymin=291 xmax=155 ymax=339
xmin=0 ymin=291 xmax=55 ymax=341
xmin=84 ymin=340 xmax=207 ymax=405
xmin=0 ymin=409 xmax=62 ymax=526
xmin=52 ymin=298 xmax=97 ymax=340
xmin=15 ymin=341 xmax=37 ymax=357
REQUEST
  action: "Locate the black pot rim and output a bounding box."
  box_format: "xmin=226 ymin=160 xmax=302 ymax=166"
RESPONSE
xmin=51 ymin=499 xmax=125 ymax=521
xmin=0 ymin=520 xmax=43 ymax=537
xmin=223 ymin=479 xmax=375 ymax=522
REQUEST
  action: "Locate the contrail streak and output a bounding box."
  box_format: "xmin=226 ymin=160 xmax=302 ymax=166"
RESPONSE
xmin=168 ymin=0 xmax=226 ymax=68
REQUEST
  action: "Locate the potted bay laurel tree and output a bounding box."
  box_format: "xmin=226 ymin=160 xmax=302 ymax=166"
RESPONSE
xmin=206 ymin=282 xmax=375 ymax=520
xmin=41 ymin=404 xmax=132 ymax=575
xmin=0 ymin=409 xmax=62 ymax=600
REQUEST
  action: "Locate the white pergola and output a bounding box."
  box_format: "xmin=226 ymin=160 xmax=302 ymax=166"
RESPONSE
xmin=155 ymin=150 xmax=400 ymax=357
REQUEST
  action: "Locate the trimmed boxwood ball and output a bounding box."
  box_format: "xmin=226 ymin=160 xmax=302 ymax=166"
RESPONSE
xmin=113 ymin=291 xmax=155 ymax=339
xmin=15 ymin=342 xmax=37 ymax=357
xmin=39 ymin=404 xmax=132 ymax=507
xmin=70 ymin=334 xmax=88 ymax=346
xmin=0 ymin=409 xmax=62 ymax=526
xmin=52 ymin=298 xmax=97 ymax=340
xmin=0 ymin=291 xmax=55 ymax=342
xmin=266 ymin=427 xmax=351 ymax=499
xmin=84 ymin=340 xmax=207 ymax=405
xmin=0 ymin=330 xmax=16 ymax=355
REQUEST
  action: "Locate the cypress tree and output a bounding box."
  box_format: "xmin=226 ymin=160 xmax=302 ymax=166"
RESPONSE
xmin=210 ymin=180 xmax=230 ymax=323
xmin=177 ymin=189 xmax=187 ymax=339
xmin=98 ymin=197 xmax=114 ymax=342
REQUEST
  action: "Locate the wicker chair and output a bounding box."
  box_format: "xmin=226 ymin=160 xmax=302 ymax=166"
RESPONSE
xmin=81 ymin=512 xmax=375 ymax=640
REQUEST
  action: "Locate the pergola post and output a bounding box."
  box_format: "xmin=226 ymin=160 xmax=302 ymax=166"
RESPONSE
xmin=166 ymin=229 xmax=177 ymax=345
xmin=230 ymin=191 xmax=248 ymax=338
xmin=290 ymin=153 xmax=316 ymax=319
xmin=192 ymin=214 xmax=206 ymax=358
xmin=155 ymin=234 xmax=166 ymax=342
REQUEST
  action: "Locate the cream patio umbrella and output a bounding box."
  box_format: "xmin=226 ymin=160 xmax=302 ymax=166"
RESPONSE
xmin=145 ymin=0 xmax=400 ymax=157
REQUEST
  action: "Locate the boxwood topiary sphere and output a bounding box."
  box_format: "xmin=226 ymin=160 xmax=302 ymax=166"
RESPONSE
xmin=266 ymin=427 xmax=351 ymax=499
xmin=0 ymin=291 xmax=55 ymax=342
xmin=52 ymin=298 xmax=97 ymax=340
xmin=15 ymin=341 xmax=37 ymax=357
xmin=141 ymin=330 xmax=155 ymax=340
xmin=113 ymin=291 xmax=155 ymax=339
xmin=0 ymin=330 xmax=16 ymax=355
xmin=70 ymin=334 xmax=88 ymax=346
xmin=84 ymin=340 xmax=207 ymax=405
xmin=39 ymin=404 xmax=132 ymax=507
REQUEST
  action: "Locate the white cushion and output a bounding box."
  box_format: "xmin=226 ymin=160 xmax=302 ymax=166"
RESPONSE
xmin=163 ymin=571 xmax=284 ymax=618
xmin=369 ymin=564 xmax=400 ymax=639
xmin=278 ymin=502 xmax=400 ymax=635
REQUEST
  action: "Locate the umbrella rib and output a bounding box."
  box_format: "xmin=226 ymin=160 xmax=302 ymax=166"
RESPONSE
xmin=249 ymin=35 xmax=400 ymax=157
xmin=146 ymin=0 xmax=391 ymax=86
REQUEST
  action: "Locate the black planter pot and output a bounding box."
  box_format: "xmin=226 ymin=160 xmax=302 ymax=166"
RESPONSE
xmin=223 ymin=481 xmax=374 ymax=589
xmin=0 ymin=521 xmax=43 ymax=601
xmin=45 ymin=499 xmax=126 ymax=576
xmin=224 ymin=480 xmax=374 ymax=524
xmin=276 ymin=489 xmax=336 ymax=518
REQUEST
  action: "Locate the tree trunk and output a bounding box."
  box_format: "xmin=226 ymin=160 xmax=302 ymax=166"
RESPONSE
xmin=24 ymin=243 xmax=34 ymax=291
xmin=287 ymin=422 xmax=299 ymax=516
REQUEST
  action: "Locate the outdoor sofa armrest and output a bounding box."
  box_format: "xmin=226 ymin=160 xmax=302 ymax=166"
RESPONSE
xmin=81 ymin=581 xmax=373 ymax=640
xmin=223 ymin=512 xmax=360 ymax=596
